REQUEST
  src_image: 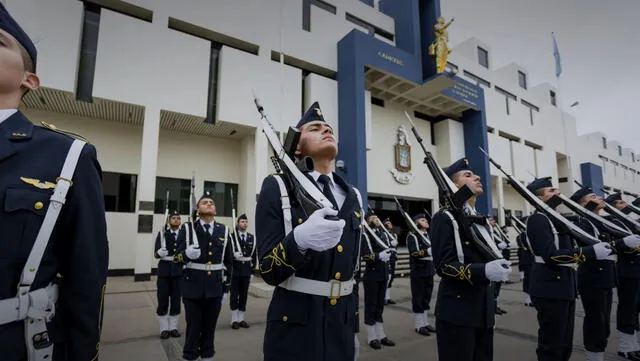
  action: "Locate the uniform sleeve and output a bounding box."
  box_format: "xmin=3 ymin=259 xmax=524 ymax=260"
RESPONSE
xmin=154 ymin=231 xmax=162 ymax=258
xmin=527 ymin=213 xmax=595 ymax=264
xmin=407 ymin=233 xmax=423 ymax=258
xmin=430 ymin=212 xmax=487 ymax=285
xmin=224 ymin=228 xmax=234 ymax=290
xmin=256 ymin=176 xmax=310 ymax=286
xmin=52 ymin=144 xmax=109 ymax=361
xmin=360 ymin=233 xmax=375 ymax=261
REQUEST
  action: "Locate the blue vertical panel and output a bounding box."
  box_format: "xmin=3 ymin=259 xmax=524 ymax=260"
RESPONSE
xmin=580 ymin=163 xmax=605 ymax=197
xmin=418 ymin=0 xmax=441 ymax=80
xmin=337 ymin=35 xmax=369 ymax=203
xmin=378 ymin=0 xmax=421 ymax=56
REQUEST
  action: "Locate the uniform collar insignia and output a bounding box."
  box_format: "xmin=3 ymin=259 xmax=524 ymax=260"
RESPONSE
xmin=20 ymin=177 xmax=56 ymax=189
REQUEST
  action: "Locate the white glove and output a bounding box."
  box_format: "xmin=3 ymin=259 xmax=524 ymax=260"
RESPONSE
xmin=497 ymin=242 xmax=507 ymax=250
xmin=519 ymin=271 xmax=525 ymax=281
xmin=250 ymin=275 xmax=254 ymax=283
xmin=623 ymin=235 xmax=640 ymax=249
xmin=293 ymin=207 xmax=345 ymax=252
xmin=354 ymin=333 xmax=360 ymax=361
xmin=186 ymin=245 xmax=201 ymax=260
xmin=157 ymin=248 xmax=169 ymax=257
xmin=378 ymin=249 xmax=392 ymax=262
xmin=234 ymin=251 xmax=244 ymax=260
xmin=484 ymin=259 xmax=512 ymax=282
xmin=221 ymin=292 xmax=229 ymax=306
xmin=390 ymin=238 xmax=398 ymax=247
xmin=592 ymin=242 xmax=613 ymax=260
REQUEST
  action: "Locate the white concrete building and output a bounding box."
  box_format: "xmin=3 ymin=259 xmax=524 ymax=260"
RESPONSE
xmin=5 ymin=0 xmax=639 ymax=278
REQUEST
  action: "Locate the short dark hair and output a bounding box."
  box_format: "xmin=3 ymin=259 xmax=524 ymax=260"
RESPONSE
xmin=534 ymin=188 xmax=545 ymax=197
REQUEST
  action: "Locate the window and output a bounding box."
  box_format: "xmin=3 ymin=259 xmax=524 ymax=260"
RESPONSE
xmin=632 ymin=153 xmax=636 ymax=162
xmin=103 ymin=172 xmax=137 ymax=212
xmin=491 ymin=208 xmax=498 ymax=218
xmin=477 ymin=47 xmax=489 ymax=68
xmin=521 ymin=99 xmax=540 ymax=125
xmin=462 ymin=70 xmax=491 ymax=88
xmin=518 ymin=71 xmax=527 ymax=89
xmin=154 ymin=177 xmax=191 ymax=214
xmin=550 ymin=90 xmax=557 ymax=107
xmin=495 ymin=86 xmax=516 ymax=115
xmin=345 ymin=13 xmax=394 ymax=41
xmin=602 ymin=137 xmax=607 ymax=149
xmin=76 ymin=3 xmax=101 ymax=102
xmin=445 ymin=62 xmax=459 ymax=73
xmin=599 ymin=155 xmax=608 ymax=173
xmin=203 ymin=181 xmax=239 ymax=217
xmin=302 ymin=0 xmax=337 ymax=31
xmin=618 ymin=145 xmax=623 ymax=156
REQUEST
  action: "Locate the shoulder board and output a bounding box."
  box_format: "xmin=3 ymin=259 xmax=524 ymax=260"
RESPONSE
xmin=40 ymin=121 xmax=89 ymax=143
xmin=268 ymin=172 xmax=284 ymax=176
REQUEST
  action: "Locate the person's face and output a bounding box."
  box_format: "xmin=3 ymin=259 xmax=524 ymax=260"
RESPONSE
xmin=197 ymin=198 xmax=216 ymax=216
xmin=0 ymin=29 xmax=38 ymax=96
xmin=614 ymin=199 xmax=628 ymax=210
xmin=367 ymin=215 xmax=380 ymax=227
xmin=295 ymin=121 xmax=337 ymax=159
xmin=237 ymin=219 xmax=248 ymax=231
xmin=383 ymin=220 xmax=392 ymax=230
xmin=168 ymin=215 xmax=181 ymax=227
xmin=580 ymin=193 xmax=605 ymax=212
xmin=417 ymin=218 xmax=429 ymax=230
xmin=537 ymin=187 xmax=560 ymax=203
xmin=453 ymin=170 xmax=483 ymax=195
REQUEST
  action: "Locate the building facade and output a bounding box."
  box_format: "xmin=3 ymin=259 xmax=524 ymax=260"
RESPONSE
xmin=5 ymin=0 xmax=638 ymax=278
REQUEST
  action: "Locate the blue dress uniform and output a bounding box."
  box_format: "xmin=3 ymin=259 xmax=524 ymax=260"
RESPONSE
xmin=229 ymin=214 xmax=256 ymax=329
xmin=154 ymin=211 xmax=184 ymax=339
xmin=406 ymin=216 xmax=435 ymax=335
xmin=516 ymin=228 xmax=535 ymax=305
xmin=604 ymin=194 xmax=640 ymax=359
xmin=492 ymin=229 xmax=509 ymax=315
xmin=175 ymin=198 xmax=233 ymax=361
xmin=0 ymin=7 xmax=108 ymax=360
xmin=383 ymin=219 xmax=398 ymax=305
xmin=361 ymin=218 xmax=395 ymax=349
xmin=255 ymin=103 xmax=363 ymax=361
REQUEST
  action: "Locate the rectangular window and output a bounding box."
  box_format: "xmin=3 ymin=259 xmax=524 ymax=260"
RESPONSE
xmin=632 ymin=153 xmax=636 ymax=162
xmin=518 ymin=71 xmax=527 ymax=89
xmin=203 ymin=181 xmax=239 ymax=217
xmin=76 ymin=3 xmax=101 ymax=102
xmin=521 ymin=99 xmax=540 ymax=126
xmin=462 ymin=70 xmax=491 ymax=88
xmin=477 ymin=47 xmax=489 ymax=68
xmin=495 ymin=87 xmax=516 ymax=115
xmin=103 ymin=172 xmax=137 ymax=212
xmin=618 ymin=145 xmax=623 ymax=156
xmin=602 ymin=137 xmax=607 ymax=149
xmin=550 ymin=90 xmax=557 ymax=107
xmin=514 ymin=210 xmax=523 ymax=218
xmin=154 ymin=177 xmax=191 ymax=214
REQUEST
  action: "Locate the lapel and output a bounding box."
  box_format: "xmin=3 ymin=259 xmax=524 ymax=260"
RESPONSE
xmin=0 ymin=111 xmax=34 ymax=162
xmin=332 ymin=172 xmax=356 ymax=217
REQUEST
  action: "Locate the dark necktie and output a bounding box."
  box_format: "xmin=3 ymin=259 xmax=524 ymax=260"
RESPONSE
xmin=241 ymin=234 xmax=246 ymax=243
xmin=317 ymin=174 xmax=338 ymax=210
xmin=204 ymin=224 xmax=211 ymax=235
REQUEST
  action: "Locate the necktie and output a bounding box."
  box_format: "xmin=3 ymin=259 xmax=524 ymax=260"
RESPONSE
xmin=317 ymin=174 xmax=338 ymax=210
xmin=241 ymin=234 xmax=246 ymax=243
xmin=204 ymin=224 xmax=211 ymax=235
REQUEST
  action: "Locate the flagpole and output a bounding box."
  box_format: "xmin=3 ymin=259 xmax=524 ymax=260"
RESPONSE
xmin=552 ymin=32 xmax=575 ymax=195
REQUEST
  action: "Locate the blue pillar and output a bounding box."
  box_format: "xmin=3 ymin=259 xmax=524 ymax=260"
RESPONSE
xmin=462 ymin=107 xmax=491 ymax=214
xmin=580 ymin=163 xmax=604 ymax=197
xmin=378 ymin=0 xmax=421 ymax=55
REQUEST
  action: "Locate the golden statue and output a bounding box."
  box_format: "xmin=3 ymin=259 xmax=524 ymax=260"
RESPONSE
xmin=428 ymin=17 xmax=455 ymax=73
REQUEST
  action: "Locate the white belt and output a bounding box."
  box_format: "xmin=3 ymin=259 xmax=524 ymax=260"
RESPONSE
xmin=235 ymin=257 xmax=253 ymax=262
xmin=417 ymin=257 xmax=433 ymax=261
xmin=278 ymin=276 xmax=355 ymax=298
xmin=0 ymin=284 xmax=58 ymax=325
xmin=185 ymin=262 xmax=223 ymax=271
xmin=160 ymin=256 xmax=174 ymax=262
xmin=535 ymin=256 xmax=577 ymax=268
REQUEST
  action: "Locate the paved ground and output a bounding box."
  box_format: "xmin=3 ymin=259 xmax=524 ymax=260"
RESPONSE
xmin=99 ymin=272 xmax=624 ymax=361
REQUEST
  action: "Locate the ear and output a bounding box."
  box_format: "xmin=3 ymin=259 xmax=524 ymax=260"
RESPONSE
xmin=21 ymin=72 xmax=40 ymax=92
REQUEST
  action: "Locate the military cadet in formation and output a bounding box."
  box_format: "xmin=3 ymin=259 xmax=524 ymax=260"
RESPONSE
xmin=382 ymin=217 xmax=398 ymax=305
xmin=0 ymin=4 xmax=109 ymax=361
xmin=406 ymin=213 xmax=436 ymax=336
xmin=515 ymin=217 xmax=535 ymax=307
xmin=489 ymin=217 xmax=509 ymax=315
xmin=255 ymin=102 xmax=364 ymax=361
xmin=154 ymin=210 xmax=184 ymax=339
xmin=525 ymin=177 xmax=613 ymax=361
xmin=229 ymin=213 xmax=256 ymax=329
xmin=361 ymin=212 xmax=396 ymax=350
xmin=430 ymin=158 xmax=511 ymax=361
xmin=604 ymin=193 xmax=640 ymax=360
xmin=175 ymin=193 xmax=233 ymax=361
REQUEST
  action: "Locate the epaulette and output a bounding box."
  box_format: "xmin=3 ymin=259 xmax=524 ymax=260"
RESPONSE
xmin=40 ymin=121 xmax=89 ymax=143
xmin=268 ymin=172 xmax=284 ymax=176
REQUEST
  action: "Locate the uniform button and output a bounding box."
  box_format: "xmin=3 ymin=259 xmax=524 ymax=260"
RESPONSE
xmin=337 ymin=245 xmax=343 ymax=253
xmin=335 ymin=272 xmax=341 ymax=280
xmin=208 ymin=251 xmax=212 ymax=256
xmin=207 ymin=271 xmax=212 ymax=276
xmin=209 ymin=242 xmax=212 ymax=246
xmin=282 ymin=316 xmax=288 ymax=322
xmin=330 ymin=298 xmax=337 ymax=306
xmin=465 ymin=242 xmax=470 ymax=245
xmin=34 ymin=202 xmax=44 ymax=210
xmin=556 ymin=276 xmax=561 ymax=280
xmin=456 ymin=295 xmax=460 ymax=299
xmin=599 ymin=267 xmax=603 ymax=271
xmin=173 ymin=248 xmax=176 ymax=252
xmin=207 ymin=261 xmax=212 ymax=265
xmin=359 ymin=224 xmax=362 ymax=229
xmin=298 ymin=218 xmax=303 ymax=224
xmin=173 ymin=243 xmax=177 ymax=246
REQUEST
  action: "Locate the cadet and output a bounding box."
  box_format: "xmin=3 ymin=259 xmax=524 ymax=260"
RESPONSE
xmin=382 ymin=218 xmax=398 ymax=305
xmin=361 ymin=212 xmax=396 ymax=349
xmin=154 ymin=210 xmax=184 ymax=339
xmin=604 ymin=193 xmax=640 ymax=360
xmin=229 ymin=213 xmax=256 ymax=329
xmin=525 ymin=178 xmax=612 ymax=361
xmin=255 ymin=102 xmax=363 ymax=361
xmin=515 ymin=217 xmax=535 ymax=307
xmin=430 ymin=158 xmax=512 ymax=361
xmin=175 ymin=193 xmax=233 ymax=361
xmin=0 ymin=4 xmax=109 ymax=361
xmin=406 ymin=214 xmax=436 ymax=335
xmin=571 ymin=188 xmax=640 ymax=361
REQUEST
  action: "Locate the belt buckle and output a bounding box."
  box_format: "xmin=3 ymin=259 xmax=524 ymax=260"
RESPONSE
xmin=329 ymin=280 xmax=342 ymax=299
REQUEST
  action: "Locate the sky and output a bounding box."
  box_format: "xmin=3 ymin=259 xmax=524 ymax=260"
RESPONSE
xmin=440 ymin=0 xmax=639 ymax=150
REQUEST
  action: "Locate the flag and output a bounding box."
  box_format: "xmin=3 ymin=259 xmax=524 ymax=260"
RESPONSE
xmin=552 ymin=32 xmax=562 ymax=78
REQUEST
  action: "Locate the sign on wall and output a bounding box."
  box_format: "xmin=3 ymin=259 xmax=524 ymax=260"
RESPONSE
xmin=390 ymin=125 xmax=415 ymax=185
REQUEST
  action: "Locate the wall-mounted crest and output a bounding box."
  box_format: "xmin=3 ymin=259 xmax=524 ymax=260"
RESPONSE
xmin=390 ymin=125 xmax=414 ymax=184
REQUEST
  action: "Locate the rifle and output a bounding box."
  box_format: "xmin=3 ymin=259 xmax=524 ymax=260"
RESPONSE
xmin=187 ymin=171 xmax=199 ymax=247
xmin=362 ymin=220 xmax=397 ymax=254
xmin=560 ymin=181 xmax=632 ymax=238
xmin=252 ymin=93 xmax=339 ymax=220
xmin=229 ymin=188 xmax=242 ymax=253
xmin=160 ymin=189 xmax=170 ymax=249
xmin=478 ymin=148 xmax=600 ymax=246
xmin=368 ymin=207 xmax=398 ymax=248
xmin=504 ymin=209 xmax=526 ymax=235
xmin=403 ymin=112 xmax=503 ymax=261
xmin=393 ymin=197 xmax=431 ymax=248
xmin=597 ymin=187 xmax=640 ymax=233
